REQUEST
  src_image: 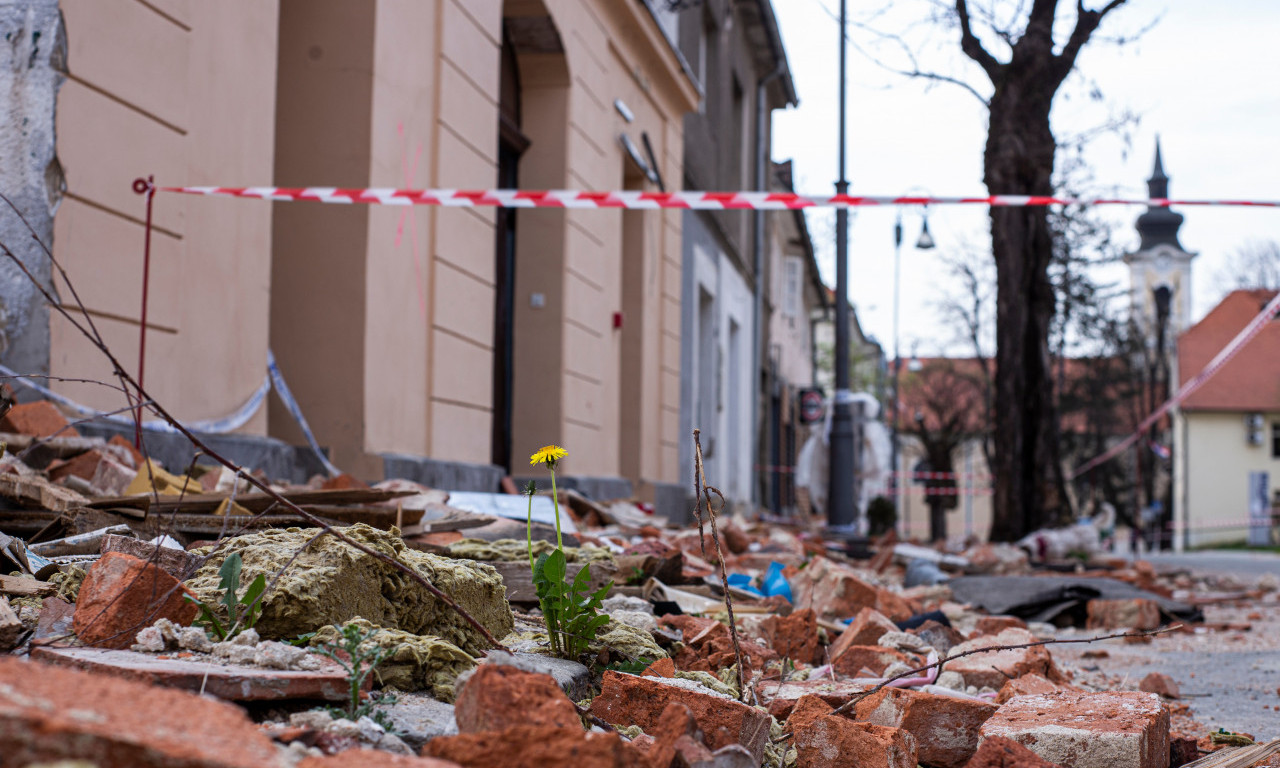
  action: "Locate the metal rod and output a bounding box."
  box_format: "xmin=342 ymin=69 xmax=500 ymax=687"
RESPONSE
xmin=828 ymin=0 xmax=855 ymax=528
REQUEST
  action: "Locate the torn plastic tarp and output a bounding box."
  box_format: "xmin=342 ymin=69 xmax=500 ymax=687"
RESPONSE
xmin=947 ymin=575 xmax=1203 ymax=626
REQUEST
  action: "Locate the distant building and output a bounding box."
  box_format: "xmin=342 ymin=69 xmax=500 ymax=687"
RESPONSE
xmin=671 ymin=0 xmax=797 ymax=513
xmin=45 ymin=2 xmax=699 ymax=511
xmin=1172 ymin=289 xmax=1280 ymax=548
xmin=763 ymin=160 xmax=827 ymax=516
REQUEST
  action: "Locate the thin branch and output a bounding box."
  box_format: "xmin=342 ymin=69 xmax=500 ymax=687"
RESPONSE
xmin=1053 ymin=0 xmax=1129 ymax=85
xmin=831 ymin=623 xmax=1181 ymax=716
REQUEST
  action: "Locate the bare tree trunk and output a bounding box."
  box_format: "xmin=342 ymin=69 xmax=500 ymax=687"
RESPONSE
xmin=956 ymin=0 xmax=1128 ymax=541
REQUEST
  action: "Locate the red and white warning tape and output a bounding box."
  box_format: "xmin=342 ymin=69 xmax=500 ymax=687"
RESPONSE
xmin=1072 ymin=289 xmax=1280 ymax=477
xmin=156 ymin=186 xmax=1280 ymax=210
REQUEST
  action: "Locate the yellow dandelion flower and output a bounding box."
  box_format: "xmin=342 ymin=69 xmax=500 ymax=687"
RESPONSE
xmin=530 ymin=444 xmax=568 ymax=466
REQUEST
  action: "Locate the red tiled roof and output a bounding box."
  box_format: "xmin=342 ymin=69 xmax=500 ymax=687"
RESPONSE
xmin=1178 ymin=289 xmax=1280 ymax=412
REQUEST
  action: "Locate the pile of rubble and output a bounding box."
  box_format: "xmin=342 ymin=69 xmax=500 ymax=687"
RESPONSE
xmin=2 ymin=399 xmax=1279 ymax=768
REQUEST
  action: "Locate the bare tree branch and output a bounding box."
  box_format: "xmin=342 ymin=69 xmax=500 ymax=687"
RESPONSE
xmin=1053 ymin=0 xmax=1129 ymax=85
xmin=956 ymin=0 xmax=1005 ymax=82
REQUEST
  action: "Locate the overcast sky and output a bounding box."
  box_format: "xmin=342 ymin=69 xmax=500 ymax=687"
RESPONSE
xmin=771 ymin=1 xmax=1280 ymax=360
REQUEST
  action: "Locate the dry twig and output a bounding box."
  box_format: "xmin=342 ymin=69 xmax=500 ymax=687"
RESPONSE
xmin=831 ymin=623 xmax=1183 ymax=716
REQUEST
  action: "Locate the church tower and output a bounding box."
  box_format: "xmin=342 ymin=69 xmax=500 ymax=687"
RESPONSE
xmin=1124 ymin=140 xmax=1196 ymax=339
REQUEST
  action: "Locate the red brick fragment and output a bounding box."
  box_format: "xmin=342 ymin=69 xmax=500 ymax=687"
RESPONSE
xmin=856 ymin=687 xmax=997 ymax=768
xmin=786 ymin=694 xmax=918 ymax=768
xmin=963 ymin=735 xmax=1062 ymax=768
xmin=72 ymin=552 xmax=198 ymax=649
xmin=0 ymin=400 xmax=77 ymax=438
xmin=454 ymin=665 xmax=580 ymax=734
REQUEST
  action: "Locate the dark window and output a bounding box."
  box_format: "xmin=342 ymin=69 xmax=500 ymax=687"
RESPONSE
xmin=1272 ymin=422 xmax=1280 ymax=459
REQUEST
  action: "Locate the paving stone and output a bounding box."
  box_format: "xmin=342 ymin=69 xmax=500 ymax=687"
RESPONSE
xmin=590 ymin=670 xmax=772 ymax=764
xmin=943 ymin=628 xmax=1066 ymax=690
xmin=30 ymin=645 xmax=356 ymax=701
xmin=855 ymin=687 xmax=998 ymax=768
xmin=787 ymin=694 xmax=918 ymax=768
xmin=979 ymin=691 xmax=1170 ymax=768
xmin=0 ymin=656 xmax=282 ymax=767
xmin=72 ymin=552 xmax=198 ymax=649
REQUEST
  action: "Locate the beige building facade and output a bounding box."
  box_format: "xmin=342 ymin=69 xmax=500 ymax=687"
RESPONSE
xmin=50 ymin=1 xmax=697 ymax=506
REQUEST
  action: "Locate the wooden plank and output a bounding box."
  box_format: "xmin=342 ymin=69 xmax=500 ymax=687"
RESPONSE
xmin=0 ymin=574 xmax=56 ymax=598
xmin=89 ymin=488 xmax=416 ymax=515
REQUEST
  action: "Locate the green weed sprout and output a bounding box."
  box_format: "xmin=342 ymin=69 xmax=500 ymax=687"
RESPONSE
xmin=186 ymin=551 xmax=266 ymax=641
xmin=312 ymin=622 xmax=398 ymax=727
xmin=528 ymin=445 xmax=613 ymax=659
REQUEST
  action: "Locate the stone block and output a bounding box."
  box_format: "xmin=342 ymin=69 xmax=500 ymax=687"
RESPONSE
xmin=377 ymin=693 xmax=459 ymax=752
xmin=72 ymin=552 xmax=197 ymax=649
xmin=787 ymin=694 xmax=918 ymax=768
xmin=979 ymin=691 xmax=1169 ymax=768
xmin=0 ymin=656 xmax=281 ymax=767
xmin=855 ymin=687 xmax=998 ymax=768
xmin=590 ymin=671 xmax=772 ymax=764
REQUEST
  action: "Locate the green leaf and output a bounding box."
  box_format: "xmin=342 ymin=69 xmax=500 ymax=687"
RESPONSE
xmin=571 ymin=562 xmax=592 ymax=592
xmin=241 ymin=573 xmax=267 ymax=627
xmin=218 ymin=552 xmax=243 ymax=614
xmin=542 ymin=549 xmax=567 ymax=584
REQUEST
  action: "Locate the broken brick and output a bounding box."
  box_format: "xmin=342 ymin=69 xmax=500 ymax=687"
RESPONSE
xmin=1138 ymin=672 xmax=1180 ymax=699
xmin=973 ymin=616 xmax=1027 ymax=637
xmin=979 ymin=691 xmax=1169 ymax=768
xmin=787 ymin=694 xmax=918 ymax=768
xmin=423 ymin=724 xmax=643 ymax=768
xmin=454 ymin=665 xmax=580 ymax=734
xmin=756 ymin=608 xmax=821 ymax=665
xmin=589 ymin=671 xmax=772 ymax=764
xmin=299 ymin=751 xmax=462 ymax=768
xmin=995 ymin=673 xmax=1069 ymax=705
xmin=943 ymin=628 xmax=1066 ymax=690
xmin=1086 ymin=599 xmax=1162 ymax=631
xmin=47 ymin=449 xmax=106 ymax=484
xmin=658 ymin=614 xmax=777 ymax=676
xmin=0 ymin=656 xmax=280 ymax=767
xmin=963 ymin=735 xmax=1062 ymax=768
xmin=855 ymin=687 xmax=997 ymax=768
xmin=757 ymin=678 xmax=873 ymax=720
xmin=71 ymin=552 xmax=198 ymax=650
xmin=0 ymin=400 xmax=77 ymax=438
xmin=831 ymin=644 xmax=917 ymax=679
xmin=830 ymin=607 xmax=899 ymax=659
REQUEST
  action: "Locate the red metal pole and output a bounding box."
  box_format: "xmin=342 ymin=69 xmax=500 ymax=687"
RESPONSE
xmin=132 ymin=176 xmax=155 ymax=448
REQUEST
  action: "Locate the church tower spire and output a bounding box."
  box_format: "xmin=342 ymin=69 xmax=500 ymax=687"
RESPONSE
xmin=1125 ymin=138 xmax=1196 ymax=337
xmin=1135 ymin=137 xmax=1185 ymax=251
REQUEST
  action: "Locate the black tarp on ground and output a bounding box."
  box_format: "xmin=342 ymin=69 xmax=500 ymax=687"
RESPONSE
xmin=947 ymin=575 xmax=1203 ymax=626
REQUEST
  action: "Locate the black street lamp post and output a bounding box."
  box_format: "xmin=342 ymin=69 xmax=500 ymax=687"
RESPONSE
xmin=828 ymin=0 xmax=855 ymax=528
